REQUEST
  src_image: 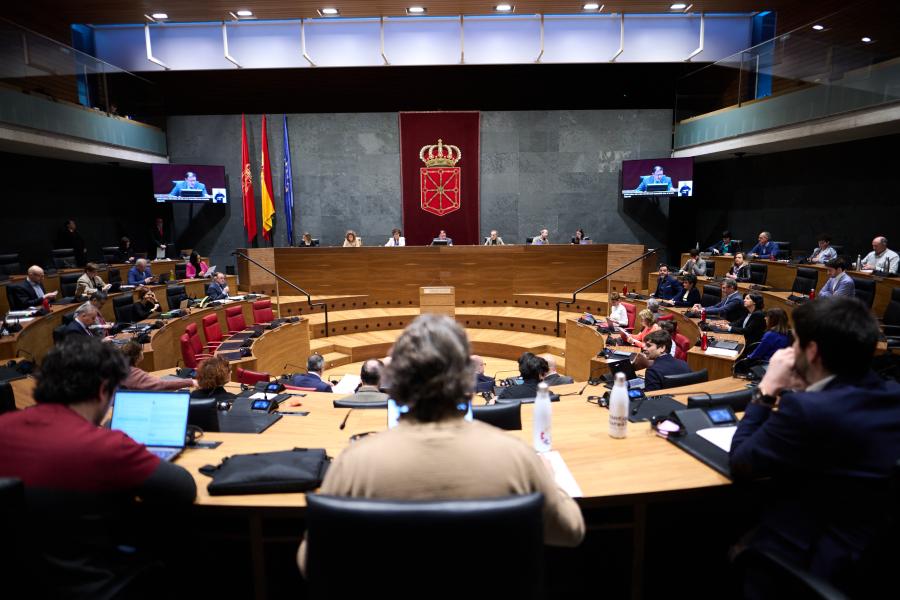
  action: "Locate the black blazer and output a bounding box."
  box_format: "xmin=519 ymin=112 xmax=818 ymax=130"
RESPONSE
xmin=728 ymin=311 xmax=766 ymax=348
xmin=728 ymin=264 xmax=750 ymax=282
xmin=644 ymin=354 xmax=692 ymax=392
xmin=132 ymin=300 xmax=157 ymax=322
xmin=8 ymin=281 xmax=44 ymax=310
xmin=475 ymin=373 xmax=495 ymax=393
xmin=671 ymin=286 xmax=701 ymax=307
xmin=190 ymin=387 xmax=237 ymax=402
xmin=498 ymin=379 xmax=540 ymax=400
xmin=62 ymin=320 xmax=93 ymax=339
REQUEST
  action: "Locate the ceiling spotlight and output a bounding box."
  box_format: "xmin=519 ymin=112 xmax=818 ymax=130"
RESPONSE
xmin=407 ymin=6 xmax=426 ymax=14
xmin=320 ymin=7 xmax=340 ymax=16
xmin=236 ymin=9 xmax=253 ymax=17
xmin=151 ymin=12 xmax=168 ymax=20
xmin=861 ymin=36 xmax=872 ymax=43
xmin=583 ymin=3 xmax=602 ymax=10
xmin=812 ymin=24 xmax=824 ymax=31
xmin=670 ymin=3 xmax=687 ymax=9
xmin=495 ymin=4 xmax=513 ymax=12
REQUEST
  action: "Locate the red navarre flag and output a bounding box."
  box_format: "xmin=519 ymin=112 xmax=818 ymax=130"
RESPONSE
xmin=241 ymin=114 xmax=257 ymax=243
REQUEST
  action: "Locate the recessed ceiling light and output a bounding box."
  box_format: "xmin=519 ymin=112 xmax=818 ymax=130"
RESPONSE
xmin=812 ymin=24 xmax=824 ymax=31
xmin=670 ymin=3 xmax=687 ymax=9
xmin=861 ymin=36 xmax=872 ymax=43
xmin=407 ymin=6 xmax=426 ymax=14
xmin=151 ymin=12 xmax=168 ymax=19
xmin=236 ymin=9 xmax=253 ymax=17
xmin=583 ymin=3 xmax=601 ymax=10
xmin=321 ymin=7 xmax=339 ymax=16
xmin=495 ymin=4 xmax=513 ymax=12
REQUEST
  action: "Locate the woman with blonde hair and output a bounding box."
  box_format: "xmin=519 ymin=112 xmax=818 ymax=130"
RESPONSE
xmin=625 ymin=309 xmax=660 ymax=349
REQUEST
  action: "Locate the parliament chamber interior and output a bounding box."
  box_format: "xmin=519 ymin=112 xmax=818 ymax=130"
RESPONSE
xmin=1 ymin=1 xmax=899 ymax=598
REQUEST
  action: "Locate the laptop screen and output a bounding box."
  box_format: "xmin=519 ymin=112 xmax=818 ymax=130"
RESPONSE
xmin=111 ymin=390 xmax=190 ymax=448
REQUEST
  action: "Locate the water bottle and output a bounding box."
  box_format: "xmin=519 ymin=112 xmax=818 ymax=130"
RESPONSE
xmin=622 ymin=284 xmax=628 ymax=295
xmin=808 ymin=288 xmax=815 ymax=300
xmin=700 ymin=308 xmax=706 ymax=323
xmin=533 ymin=382 xmax=552 ymax=453
xmin=856 ymin=254 xmax=862 ymax=271
xmin=608 ymin=373 xmax=628 ymax=439
xmin=701 ymin=332 xmax=709 ymax=351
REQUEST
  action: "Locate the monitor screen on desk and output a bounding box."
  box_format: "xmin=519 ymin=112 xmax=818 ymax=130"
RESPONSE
xmin=152 ymin=164 xmax=227 ymax=204
xmin=431 ymin=239 xmax=451 ymax=246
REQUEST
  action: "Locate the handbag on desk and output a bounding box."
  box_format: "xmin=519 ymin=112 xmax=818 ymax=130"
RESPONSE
xmin=199 ymin=448 xmax=331 ymax=495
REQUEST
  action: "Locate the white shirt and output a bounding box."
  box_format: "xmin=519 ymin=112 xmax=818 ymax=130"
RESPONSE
xmin=385 ymin=237 xmax=406 ymax=247
xmin=28 ymin=280 xmax=45 ymax=299
xmin=862 ymin=249 xmax=899 ymax=274
xmin=805 ymin=374 xmax=837 ymax=392
xmin=608 ymin=304 xmax=627 ymax=327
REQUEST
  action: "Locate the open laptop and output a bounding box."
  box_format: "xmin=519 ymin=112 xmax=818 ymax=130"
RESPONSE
xmin=646 ymin=183 xmax=670 ymax=192
xmin=607 ymin=356 xmax=644 ymax=389
xmin=110 ymin=390 xmax=190 ymax=461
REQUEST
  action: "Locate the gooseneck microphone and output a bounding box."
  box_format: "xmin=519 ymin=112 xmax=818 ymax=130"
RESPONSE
xmin=338 ymin=408 xmax=353 ymax=430
xmin=560 ymin=382 xmax=591 ymax=397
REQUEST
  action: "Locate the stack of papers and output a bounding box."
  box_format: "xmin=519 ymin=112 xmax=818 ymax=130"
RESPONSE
xmin=332 ymin=374 xmax=362 ymax=395
xmin=6 ymin=310 xmax=37 ymax=318
xmin=704 ymin=347 xmax=739 ymax=358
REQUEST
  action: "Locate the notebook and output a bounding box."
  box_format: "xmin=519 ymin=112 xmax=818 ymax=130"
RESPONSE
xmin=110 ymin=390 xmax=190 ymax=461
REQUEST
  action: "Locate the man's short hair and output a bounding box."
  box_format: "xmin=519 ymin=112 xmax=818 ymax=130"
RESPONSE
xmin=826 ymin=257 xmax=846 ymax=271
xmin=722 ymin=279 xmax=737 ymax=291
xmin=817 ymin=234 xmax=831 ymax=243
xmin=658 ymin=263 xmax=669 ymax=270
xmin=877 ymin=236 xmax=888 ymax=246
xmin=647 ymin=299 xmax=660 ymax=313
xmin=792 ymin=297 xmax=879 ymax=377
xmin=386 ymin=314 xmax=474 ymax=423
xmin=74 ymin=302 xmax=98 ymax=319
xmin=760 ymin=231 xmax=771 ymax=240
xmin=652 ymin=165 xmax=663 ymax=173
xmin=34 ymin=337 xmax=128 ymax=405
xmin=645 ymin=330 xmax=672 ymax=352
xmin=360 ymin=359 xmax=382 ymax=386
xmin=85 ymin=262 xmax=99 ymax=273
xmin=722 ymin=230 xmax=731 ymax=238
xmin=689 ymin=248 xmax=700 ymax=258
xmin=518 ymin=352 xmax=547 ymax=381
xmin=90 ymin=291 xmax=108 ymax=303
xmin=307 ymin=354 xmax=325 ymax=374
xmin=135 ymin=258 xmax=147 ymax=268
xmin=657 ymin=320 xmax=675 ymax=334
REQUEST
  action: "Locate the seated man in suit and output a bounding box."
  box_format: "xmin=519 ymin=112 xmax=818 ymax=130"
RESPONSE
xmin=730 ymin=297 xmax=900 ymax=596
xmin=540 ymin=354 xmax=574 ymax=386
xmin=635 ymin=165 xmax=673 ymax=192
xmin=9 ymin=265 xmax=58 ymax=309
xmin=693 ymin=279 xmax=747 ymax=322
xmin=62 ymin=302 xmax=100 ymax=339
xmin=127 ymin=259 xmax=154 ymax=286
xmin=338 ymin=359 xmax=389 ymax=405
xmin=484 ymin=230 xmax=505 ymax=246
xmin=169 ymin=171 xmax=208 ymax=197
xmin=642 ymin=330 xmax=692 ymax=392
xmin=679 ymin=249 xmax=707 ymax=277
xmin=432 ymin=230 xmax=453 ymax=246
xmin=290 ymin=354 xmax=333 ymax=392
xmin=0 ymin=337 xmax=196 ymax=598
xmin=498 ymin=352 xmax=547 ymax=400
xmin=74 ymin=263 xmax=112 ymax=299
xmin=748 ymin=231 xmax=780 ymax=260
xmin=206 ymin=272 xmax=230 ymax=301
xmin=652 ymin=264 xmax=681 ymax=300
xmin=471 ymin=355 xmax=495 ymax=393
xmin=819 ymin=258 xmax=855 ymax=298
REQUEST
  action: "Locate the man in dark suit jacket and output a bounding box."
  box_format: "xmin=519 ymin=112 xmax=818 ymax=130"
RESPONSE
xmin=730 ymin=297 xmax=900 ymax=597
xmin=498 ymin=353 xmax=548 ymax=400
xmin=652 ymin=264 xmax=681 ymax=301
xmin=290 ymin=354 xmax=333 ymax=392
xmin=540 ymin=354 xmax=574 ymax=387
xmin=206 ymin=272 xmax=229 ymax=301
xmin=471 ymin=355 xmax=496 ymax=393
xmin=9 ymin=266 xmax=58 ymax=310
xmin=642 ymin=331 xmax=692 ymax=391
xmin=694 ymin=279 xmax=746 ymax=322
xmin=61 ymin=303 xmax=99 ymax=339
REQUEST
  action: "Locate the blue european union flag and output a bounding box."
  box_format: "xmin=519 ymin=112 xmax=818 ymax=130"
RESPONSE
xmin=282 ymin=114 xmax=295 ymax=246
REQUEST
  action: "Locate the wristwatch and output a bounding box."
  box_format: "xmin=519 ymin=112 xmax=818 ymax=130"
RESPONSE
xmin=751 ymin=387 xmax=778 ymax=407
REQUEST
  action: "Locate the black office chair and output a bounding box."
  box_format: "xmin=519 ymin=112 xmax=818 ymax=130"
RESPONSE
xmin=883 ymin=288 xmax=900 ymax=334
xmin=304 ymin=492 xmax=545 ymax=599
xmin=791 ymin=267 xmax=819 ymax=294
xmin=473 ymin=400 xmax=522 ymax=430
xmin=0 ymin=382 xmax=16 ymax=414
xmin=175 ymin=264 xmax=187 ymax=280
xmin=112 ymin=295 xmax=135 ymax=322
xmin=332 ymin=399 xmax=388 ymax=409
xmin=52 ymin=324 xmax=69 ymax=344
xmin=661 ymin=368 xmax=709 ymax=388
xmin=749 ymin=263 xmax=768 ymax=285
xmin=50 ymin=248 xmax=77 ymax=269
xmin=166 ymin=284 xmax=188 ymax=309
xmin=59 ymin=273 xmax=81 ymax=301
xmin=773 ymin=241 xmax=792 ymax=261
xmin=701 ymin=284 xmax=721 ymax=307
xmin=0 ymin=253 xmax=21 ymax=277
xmin=525 ymin=237 xmax=534 ymax=244
xmin=107 ymin=268 xmax=121 ymax=284
xmin=188 ymin=397 xmax=220 ymax=432
xmin=101 ymin=246 xmax=121 ymax=264
xmin=733 ymin=546 xmax=849 ymax=600
xmin=686 ymin=388 xmax=752 ymax=412
xmin=704 ymin=261 xmax=716 ymax=277
xmin=851 ymin=277 xmax=876 ymax=308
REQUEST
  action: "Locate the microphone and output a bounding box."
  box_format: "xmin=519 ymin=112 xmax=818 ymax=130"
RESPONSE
xmin=559 ymin=382 xmax=591 ymax=397
xmin=283 ymin=362 xmax=306 ymax=373
xmin=338 ymin=408 xmax=353 ymax=430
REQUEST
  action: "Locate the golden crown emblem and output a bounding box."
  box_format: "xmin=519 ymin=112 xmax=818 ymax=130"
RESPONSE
xmin=419 ymin=139 xmax=461 ymax=167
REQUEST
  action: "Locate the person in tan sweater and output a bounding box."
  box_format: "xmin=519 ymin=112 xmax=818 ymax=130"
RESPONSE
xmin=298 ymin=314 xmax=585 ymax=575
xmin=119 ymin=341 xmax=196 ymax=391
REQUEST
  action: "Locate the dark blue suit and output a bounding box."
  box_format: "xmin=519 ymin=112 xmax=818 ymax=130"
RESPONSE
xmin=704 ymin=291 xmax=747 ymax=322
xmin=207 ymin=281 xmax=228 ymax=301
xmin=127 ymin=266 xmax=152 ymax=285
xmin=290 ymin=373 xmax=332 ymax=392
xmin=746 ymin=330 xmax=791 ymax=361
xmin=643 ymin=354 xmax=692 ymax=392
xmin=730 ymin=372 xmax=900 ymax=593
xmin=671 ymin=287 xmax=701 ymax=307
xmin=475 ymin=373 xmax=495 ymax=393
xmin=748 ymin=241 xmax=780 ymax=260
xmin=653 ymin=275 xmax=681 ymax=300
xmin=61 ymin=319 xmax=93 ymax=339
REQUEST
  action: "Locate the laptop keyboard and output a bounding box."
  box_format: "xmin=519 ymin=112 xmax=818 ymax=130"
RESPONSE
xmin=151 ymin=448 xmax=179 ymax=461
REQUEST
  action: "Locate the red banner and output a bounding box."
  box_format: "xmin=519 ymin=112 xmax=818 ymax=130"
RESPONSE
xmin=241 ymin=114 xmax=257 ymax=243
xmin=399 ymin=112 xmax=480 ymax=246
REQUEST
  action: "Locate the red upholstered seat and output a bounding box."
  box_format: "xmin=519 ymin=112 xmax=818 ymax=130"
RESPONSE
xmin=180 ymin=333 xmax=211 ymax=369
xmin=657 ymin=313 xmax=674 ymax=322
xmin=202 ymin=313 xmax=224 ymax=348
xmin=185 ymin=322 xmax=214 ymax=359
xmin=673 ymin=333 xmax=691 ymax=361
xmin=621 ymin=302 xmax=636 ymax=331
xmin=236 ymin=367 xmax=270 ymax=385
xmin=225 ymin=305 xmax=247 ymax=333
xmin=284 ymin=385 xmax=317 ymax=392
xmin=252 ymin=300 xmax=275 ymax=324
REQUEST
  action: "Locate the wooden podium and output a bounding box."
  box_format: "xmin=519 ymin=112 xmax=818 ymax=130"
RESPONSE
xmin=564 ymin=317 xmax=606 ymax=381
xmin=419 ymin=286 xmax=455 ymax=316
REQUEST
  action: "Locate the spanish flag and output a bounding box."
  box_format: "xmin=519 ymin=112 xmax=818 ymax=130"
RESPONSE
xmin=260 ymin=114 xmax=275 ymax=242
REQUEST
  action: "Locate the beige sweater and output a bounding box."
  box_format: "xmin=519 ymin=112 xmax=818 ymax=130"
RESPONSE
xmin=298 ymin=418 xmax=585 ymax=573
